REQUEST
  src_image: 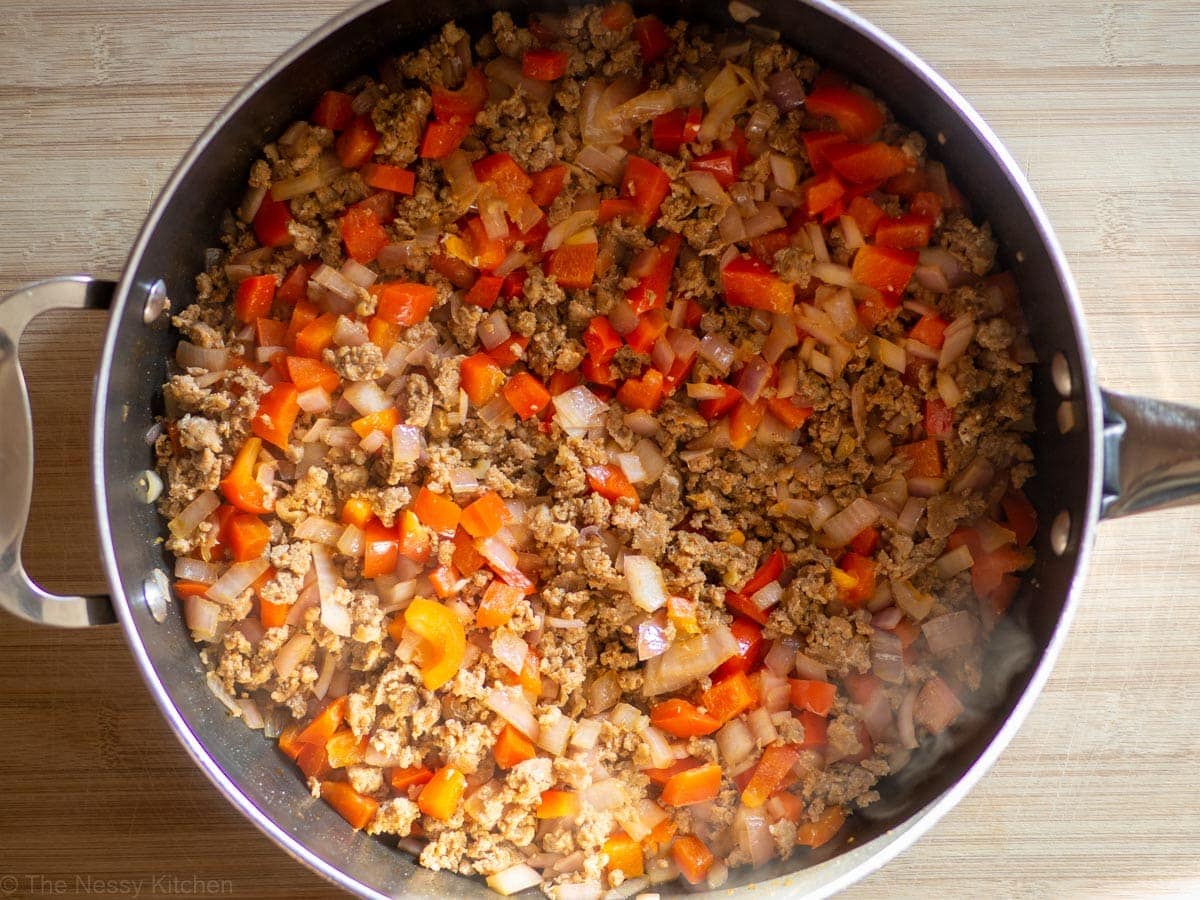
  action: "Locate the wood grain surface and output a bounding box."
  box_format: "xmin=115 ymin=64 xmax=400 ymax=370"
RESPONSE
xmin=3 ymin=2 xmax=1199 ymax=898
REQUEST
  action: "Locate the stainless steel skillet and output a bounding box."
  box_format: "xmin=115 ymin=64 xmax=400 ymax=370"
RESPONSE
xmin=2 ymin=1 xmax=1199 ymax=897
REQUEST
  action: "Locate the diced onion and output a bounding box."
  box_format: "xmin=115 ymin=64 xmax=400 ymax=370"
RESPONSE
xmin=610 ymin=88 xmax=679 ymax=129
xmin=748 ymin=706 xmax=779 ymax=746
xmin=896 ymin=497 xmax=926 ymax=535
xmin=765 ymin=69 xmax=805 ymax=111
xmin=935 ymin=544 xmax=974 ymax=577
xmin=343 ymin=380 xmax=392 ymax=415
xmin=537 ymin=713 xmax=573 ymax=756
xmin=939 ymin=316 xmax=974 ymax=368
xmin=633 ymin=439 xmax=666 ymax=483
xmin=716 ymin=717 xmax=755 ymax=768
xmin=952 ymin=456 xmax=995 ymax=494
xmin=576 ymin=144 xmax=625 ymax=183
xmin=478 ymin=310 xmax=511 ymax=350
xmin=871 ymin=336 xmax=907 ymax=373
xmin=624 ymin=555 xmax=668 ymax=612
xmin=485 ymin=55 xmax=555 ymax=102
xmin=734 ymin=805 xmax=774 ymax=867
xmin=907 ymin=476 xmax=946 ymax=498
xmin=637 ymin=616 xmax=670 ymax=660
xmin=769 ymin=153 xmax=797 ymax=191
xmin=183 ymin=595 xmax=220 ymax=640
xmin=809 ymin=495 xmax=839 ymax=530
xmin=206 ymin=558 xmax=270 ymax=605
xmin=571 ymin=717 xmax=603 ymax=751
xmin=336 ymin=523 xmax=364 ymax=557
xmin=897 ymin=686 xmax=920 ymax=749
xmin=297 ymin=386 xmax=332 ymax=414
xmin=487 ymin=863 xmax=543 ymax=896
xmin=339 ymin=259 xmax=378 ymax=289
xmin=176 ymin=341 xmax=228 ymax=373
xmin=175 ymin=556 xmax=223 ymax=583
xmin=443 ymin=149 xmax=481 ymax=208
xmin=616 ymin=451 xmax=647 ymax=485
xmin=698 ymin=334 xmax=736 ymax=372
xmin=486 ymin=686 xmax=539 ymax=740
xmin=492 ymin=631 xmax=529 ymax=675
xmin=168 ymin=490 xmax=221 ymax=538
xmin=891 ymin=579 xmax=934 ymax=621
xmin=312 ymin=263 xmax=359 ymax=301
xmin=922 ymin=611 xmax=978 ymax=656
xmin=871 ymin=629 xmax=905 ymax=683
xmin=294 ymin=515 xmax=343 ymax=545
xmin=793 ymin=652 xmax=827 ymax=682
xmin=544 ymin=210 xmax=599 ymax=252
xmin=643 ymin=626 xmax=738 ymax=696
xmin=553 ymin=385 xmax=609 ymax=429
xmin=822 ymin=497 xmax=881 ymax=546
xmin=333 ymin=315 xmax=369 ymax=348
xmin=682 ymin=170 xmax=730 ymax=205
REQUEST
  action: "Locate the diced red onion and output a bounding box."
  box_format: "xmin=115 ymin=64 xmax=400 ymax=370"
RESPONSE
xmin=915 ymin=676 xmax=965 ymax=734
xmin=312 ymin=263 xmax=359 ymax=301
xmin=743 ymin=202 xmax=788 ymax=239
xmin=698 ymin=334 xmax=736 ymax=374
xmin=734 ymin=805 xmax=775 ymax=868
xmin=762 ymin=315 xmax=798 ymax=365
xmin=650 ymin=336 xmax=676 ymax=374
xmin=939 ymin=316 xmax=975 ymax=369
xmin=735 ymin=355 xmax=772 ymax=403
xmin=576 ymin=143 xmax=626 ymax=184
xmin=486 ymin=55 xmax=555 ymax=102
xmin=297 ymin=386 xmax=332 ymax=414
xmin=479 ymin=195 xmax=510 ymax=242
xmin=332 ymin=315 xmax=369 ymax=348
xmin=822 ymin=497 xmax=881 ymax=547
xmin=793 ymin=652 xmax=827 ymax=682
xmin=871 ymin=629 xmax=906 ymax=683
xmin=642 ymin=626 xmax=738 ymax=697
xmin=897 ymin=686 xmax=920 ymax=749
xmin=763 ymin=639 xmax=796 ymax=677
xmin=339 ymin=259 xmax=377 ymax=290
xmin=907 ymin=476 xmax=946 ymax=498
xmin=478 ymin=310 xmax=511 ymax=351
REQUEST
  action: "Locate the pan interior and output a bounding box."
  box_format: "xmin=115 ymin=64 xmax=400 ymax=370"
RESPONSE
xmin=95 ymin=1 xmax=1097 ymax=896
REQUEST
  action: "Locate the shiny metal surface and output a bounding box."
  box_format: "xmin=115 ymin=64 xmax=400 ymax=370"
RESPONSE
xmin=0 ymin=276 xmax=116 ymax=627
xmin=13 ymin=0 xmax=1187 ymax=898
xmin=1101 ymin=390 xmax=1200 ymax=519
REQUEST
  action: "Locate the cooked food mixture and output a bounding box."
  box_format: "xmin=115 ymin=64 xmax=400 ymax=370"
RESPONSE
xmin=154 ymin=3 xmax=1039 ymax=896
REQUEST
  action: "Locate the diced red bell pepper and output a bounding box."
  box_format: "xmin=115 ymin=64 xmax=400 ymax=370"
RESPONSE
xmin=804 ymin=85 xmax=884 ymax=141
xmin=583 ymin=316 xmax=623 ymax=364
xmin=251 ymin=382 xmax=300 ymax=450
xmin=547 ymin=370 xmax=582 ymax=396
xmin=911 ymin=190 xmax=944 ymax=220
xmin=585 ymin=464 xmax=639 ymax=509
xmin=875 ymin=213 xmax=934 ymax=249
xmin=597 ymin=198 xmax=639 ymax=224
xmin=529 ymin=164 xmax=569 ymax=208
xmin=253 ymin=197 xmax=293 ymax=248
xmin=464 ymin=274 xmax=503 ymax=309
xmin=235 ymin=275 xmax=277 ymax=324
xmin=420 ymin=118 xmax=471 ymax=160
xmin=625 ymin=309 xmax=668 ymax=355
xmin=851 ymin=245 xmax=918 ymax=298
xmin=651 ymin=107 xmax=702 ymax=155
xmin=924 ymin=397 xmax=954 ymax=438
xmin=897 ymin=437 xmax=943 ymax=478
xmin=431 ymin=68 xmax=488 ymax=124
xmin=801 ymin=131 xmax=849 ymax=174
xmin=473 ymin=152 xmax=534 ymax=201
xmin=797 ymin=710 xmax=829 ymax=749
xmin=361 ymin=163 xmax=416 ymax=195
xmin=371 ymin=282 xmax=438 ymax=327
xmin=749 ymin=229 xmax=792 ymax=266
xmin=620 ymin=155 xmax=671 ymax=228
xmin=626 ymin=232 xmax=681 ymax=315
xmin=790 ymin=679 xmax=837 ymax=717
xmin=886 ymin=169 xmax=927 ymax=197
xmin=311 ymin=90 xmax=354 ymax=131
xmin=825 ymin=141 xmax=910 ymax=184
xmin=546 ymin=242 xmax=598 ymax=290
xmin=834 ymin=551 xmax=876 ymax=607
xmin=335 ymin=114 xmax=380 ymax=169
xmin=615 ymin=367 xmax=665 ymax=412
xmin=581 ymin=356 xmax=616 ymax=388
xmin=276 ymin=262 xmax=314 ymax=305
xmin=293 ymin=312 xmax=337 ymax=359
xmin=729 ymin=399 xmax=764 ymax=450
xmin=632 ymin=16 xmax=671 ymax=63
xmin=285 ymin=300 xmax=318 ymax=350
xmin=488 ymin=334 xmax=529 ymax=368
xmin=712 ymin=616 xmax=767 ymax=681
xmin=909 ymin=314 xmax=948 ymax=349
xmin=502 ymin=372 xmax=551 ymax=420
xmin=362 ymin=518 xmax=399 ymax=578
xmin=804 ymin=171 xmax=847 ymax=219
xmin=340 ymin=206 xmax=388 ymax=264
xmin=521 ymin=48 xmax=568 ymax=81
xmin=721 ymin=255 xmax=794 ymax=314
xmin=765 ymin=397 xmax=813 ymax=430
xmin=848 ymin=195 xmax=886 ymax=237
xmin=850 ymin=526 xmax=880 ymax=556
xmin=856 ymin=294 xmax=893 ymax=330
xmin=697 ymin=381 xmax=741 ymax=420
xmin=501 ymin=269 xmax=527 ymax=299
xmin=1001 ymin=491 xmax=1038 ymax=547
xmin=285 ymin=356 xmax=340 ymax=394
xmin=464 ymin=217 xmax=507 ymax=272
xmin=688 ymin=150 xmax=739 ymax=188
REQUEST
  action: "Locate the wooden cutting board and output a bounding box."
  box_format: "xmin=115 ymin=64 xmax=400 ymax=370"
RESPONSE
xmin=3 ymin=2 xmax=1198 ymax=897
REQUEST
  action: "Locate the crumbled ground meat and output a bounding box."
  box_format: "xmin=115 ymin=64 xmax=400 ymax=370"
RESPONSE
xmin=156 ymin=6 xmax=1038 ymax=897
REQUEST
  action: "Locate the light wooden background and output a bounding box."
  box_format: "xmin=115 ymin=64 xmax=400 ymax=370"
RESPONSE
xmin=3 ymin=1 xmax=1199 ymax=898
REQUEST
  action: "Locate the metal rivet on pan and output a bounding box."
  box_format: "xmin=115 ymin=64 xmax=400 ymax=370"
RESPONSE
xmin=1050 ymin=510 xmax=1071 ymax=556
xmin=144 ymin=569 xmax=170 ymax=623
xmin=1056 ymin=400 xmax=1075 ymax=434
xmin=132 ymin=469 xmax=163 ymax=504
xmin=143 ymin=279 xmax=169 ymax=325
xmin=1051 ymin=352 xmax=1072 ymax=398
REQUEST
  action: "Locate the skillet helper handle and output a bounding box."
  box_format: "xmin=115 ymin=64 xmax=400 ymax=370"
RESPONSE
xmin=1101 ymin=389 xmax=1200 ymax=519
xmin=0 ymin=276 xmax=117 ymax=626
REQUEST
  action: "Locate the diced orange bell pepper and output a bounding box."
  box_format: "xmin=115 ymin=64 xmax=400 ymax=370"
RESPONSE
xmin=351 ymin=407 xmax=400 ymax=440
xmin=547 ymin=242 xmax=598 ymax=290
xmin=502 ymin=372 xmax=551 ymax=420
xmin=804 ymin=85 xmax=884 ymax=141
xmin=335 ymin=113 xmax=380 ymax=169
xmin=235 ymin=274 xmax=277 ymax=324
xmin=616 ymin=367 xmax=665 ymax=412
xmin=851 ymin=245 xmax=918 ymax=298
xmin=583 ymin=316 xmax=623 ymax=364
xmin=298 ymin=696 xmax=348 ymax=747
xmin=741 ymin=743 xmax=802 ymax=808
xmin=293 ymin=311 xmax=338 ymax=359
xmin=173 ymin=580 xmax=212 ymax=599
xmin=909 ymin=314 xmax=949 ymax=349
xmin=260 ymin=595 xmax=291 ymax=629
xmin=464 ymin=274 xmax=503 ymax=309
xmin=493 ymin=723 xmax=536 ymax=769
xmin=585 ymin=464 xmax=639 ymax=510
xmin=700 ymin=671 xmax=758 ymax=724
xmin=536 ymin=789 xmax=579 ymax=819
xmin=341 ymin=206 xmax=389 ymax=264
xmin=220 ymin=437 xmax=269 ymax=514
xmin=650 ymin=699 xmax=721 ymax=737
xmin=789 ymin=679 xmax=837 ymax=716
xmin=833 ymin=551 xmax=876 ymax=608
xmin=371 ymin=282 xmax=438 ymax=327
xmin=721 ymin=256 xmax=795 ymax=314
xmin=804 ymin=171 xmax=847 ymax=219
xmin=460 ymin=353 xmax=507 ymax=406
xmin=729 ymin=399 xmax=765 ymax=450
xmin=797 ymin=805 xmax=846 ymax=848
xmin=897 ymin=437 xmax=943 ymax=478
xmin=418 ymin=765 xmax=467 ymax=821
xmin=875 ymin=213 xmax=934 ymax=249
xmin=765 ymin=397 xmax=814 ymax=429
xmin=398 ymin=509 xmax=432 ymax=565
xmin=660 ymin=762 xmax=722 ymax=807
xmin=911 ymin=190 xmax=944 ymax=220
xmin=404 ymin=597 xmax=466 ymax=690
xmin=644 ymin=756 xmax=698 ymax=785
xmin=277 ymin=724 xmax=304 ymax=760
xmin=411 ymin=486 xmax=462 ymax=536
xmin=226 ymin=514 xmax=270 ymax=562
xmin=285 ymin=356 xmax=341 ymax=394
xmin=473 ymin=152 xmax=534 ymax=200
xmin=341 ymin=497 xmax=373 ymax=529
xmin=603 ymin=831 xmax=645 ymax=878
xmin=366 ymin=316 xmax=400 ymax=352
xmin=389 ymin=766 xmax=435 ymax=792
xmin=825 ymin=141 xmax=910 ymax=184
xmin=362 ymin=517 xmax=399 ymax=578
xmin=488 ymin=334 xmax=530 ymax=368
xmin=673 ymin=835 xmax=715 ymax=885
xmin=476 ymin=580 xmax=524 ymax=628
xmin=326 ymin=729 xmax=368 ymax=769
xmin=460 ymin=491 xmax=510 ymax=539
xmin=320 ymin=781 xmax=379 ymax=831
xmin=251 ymin=382 xmax=300 ymax=450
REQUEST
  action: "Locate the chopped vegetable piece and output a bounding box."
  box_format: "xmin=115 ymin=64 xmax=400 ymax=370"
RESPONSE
xmin=253 ymin=196 xmax=293 ymax=248
xmin=389 ymin=766 xmax=435 ymax=792
xmin=418 ymin=765 xmax=467 ymax=821
xmin=603 ymin=831 xmax=645 ymax=878
xmin=474 ymin=152 xmax=534 ymax=200
xmin=673 ymin=835 xmax=715 ymax=885
xmin=362 ymin=518 xmax=399 ymax=578
xmin=372 ymin=282 xmax=438 ymax=327
xmin=226 ymin=514 xmax=270 ymax=562
xmin=340 ymin=206 xmax=389 ymax=264
xmin=741 ymin=743 xmax=802 ymax=808
xmin=585 ymin=464 xmax=639 ymax=509
xmin=851 ymin=245 xmax=918 ymax=298
xmin=285 ymin=356 xmax=340 ymax=394
xmin=620 ymin=156 xmax=671 ymax=227
xmin=825 ymin=141 xmax=910 ymax=183
xmin=701 ymin=671 xmax=758 ymax=724
xmin=493 ymin=723 xmax=537 ymax=769
xmin=765 ymin=397 xmax=814 ymax=429
xmin=651 ymin=106 xmax=702 ymax=154
xmin=729 ymin=399 xmax=765 ymax=450
xmin=320 ymin=781 xmax=378 ymax=830
xmin=688 ymin=150 xmax=740 ymax=188
xmin=488 ymin=334 xmax=530 ymax=368
xmin=529 ymin=164 xmax=569 ymax=208
xmin=833 ymin=551 xmax=876 ymax=607
xmin=875 ymin=213 xmax=935 ymax=249
xmin=336 ymin=114 xmax=380 ymax=169
xmin=503 ymin=372 xmax=551 ymax=420
xmin=476 ymin=580 xmax=524 ymax=628
xmin=632 ymin=15 xmax=671 ymax=63
xmin=412 ymin=486 xmax=462 ymax=536
xmin=797 ymin=805 xmax=846 ymax=848
xmin=661 ymin=762 xmax=722 ymax=806
xmin=311 ymin=90 xmax=354 ymax=130
xmin=897 ymin=437 xmax=943 ymax=478
xmin=546 ymin=242 xmax=598 ymax=289
xmin=626 ymin=232 xmax=682 ymax=314
xmin=804 ymin=85 xmax=884 ymax=141
xmin=420 ymin=118 xmax=471 ymax=160
xmin=789 ymin=679 xmax=837 ymax=716
xmin=616 ymin=367 xmax=665 ymax=412
xmin=521 ymin=48 xmax=569 ymax=81
xmin=234 ymin=274 xmax=277 ymax=324
xmin=804 ymin=171 xmax=847 ymax=218
xmin=297 ymin=696 xmax=347 ymax=747
xmin=220 ymin=437 xmax=269 ymax=514
xmin=251 ymin=382 xmax=300 ymax=450
xmin=362 ymin=162 xmax=416 ymax=194
xmin=583 ymin=316 xmax=623 ymax=363
xmin=712 ymin=616 xmax=767 ymax=681
xmin=461 ymin=352 xmax=507 ymax=406
xmin=461 ymin=491 xmax=510 ymax=539
xmin=536 ymin=789 xmax=579 ymax=819
xmin=910 ymin=314 xmax=949 ymax=349
xmin=293 ymin=312 xmax=337 ymax=358
xmin=722 ymin=255 xmax=795 ymax=314
xmin=350 ymin=407 xmax=399 ymax=440
xmin=465 ymin=274 xmax=503 ymax=309
xmin=326 ymin=729 xmax=368 ymax=769
xmin=650 ymin=699 xmax=721 ymax=737
xmin=925 ymin=397 xmax=954 ymax=437
xmin=431 ymin=68 xmax=488 ymax=123
xmin=625 ymin=309 xmax=668 ymax=354
xmin=404 ymin=597 xmax=466 ymax=690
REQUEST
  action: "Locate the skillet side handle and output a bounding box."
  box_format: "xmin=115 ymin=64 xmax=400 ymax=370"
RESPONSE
xmin=0 ymin=276 xmax=117 ymax=626
xmin=1101 ymin=389 xmax=1200 ymax=519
